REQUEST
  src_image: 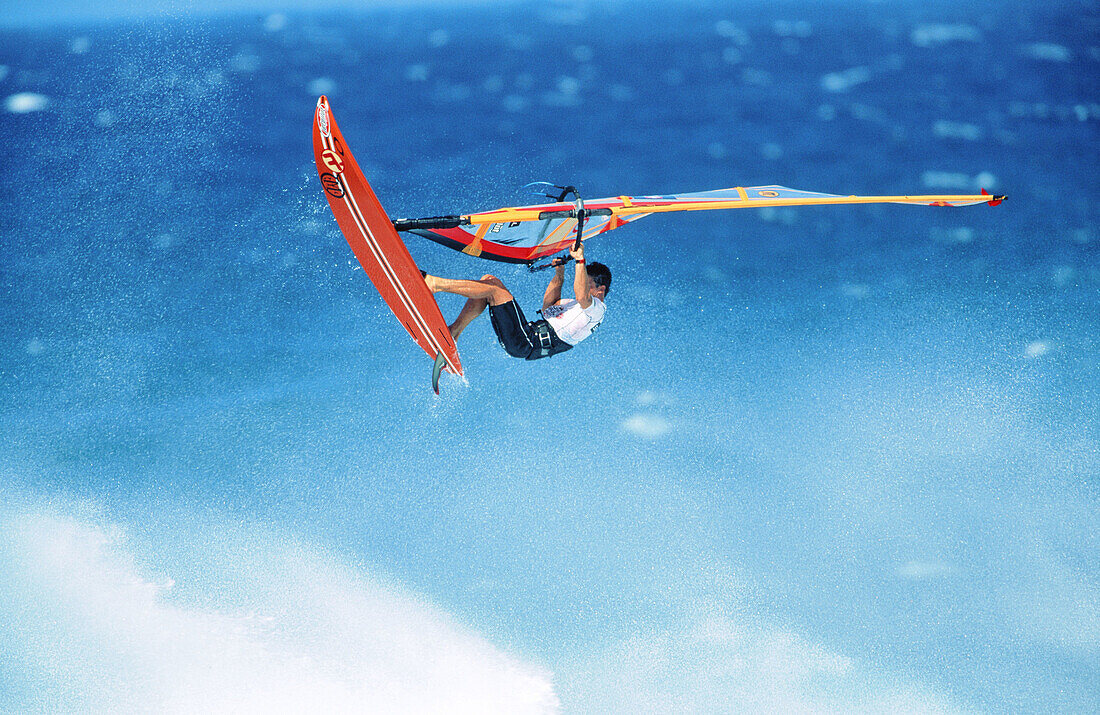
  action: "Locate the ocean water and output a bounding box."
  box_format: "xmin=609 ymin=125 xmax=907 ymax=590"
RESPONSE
xmin=1 ymin=1 xmax=1097 ymax=711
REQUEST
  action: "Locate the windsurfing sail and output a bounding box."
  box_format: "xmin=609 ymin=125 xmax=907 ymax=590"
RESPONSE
xmin=395 ymin=185 xmax=1005 ymax=265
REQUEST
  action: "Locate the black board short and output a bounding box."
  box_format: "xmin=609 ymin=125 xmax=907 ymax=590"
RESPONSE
xmin=488 ymin=300 xmax=536 ymax=358
xmin=488 ymin=300 xmax=572 ymax=360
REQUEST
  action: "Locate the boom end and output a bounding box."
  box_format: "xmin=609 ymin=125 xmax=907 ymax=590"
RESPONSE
xmin=981 ymin=188 xmax=1006 ymax=206
xmin=393 ymin=215 xmax=469 ymax=231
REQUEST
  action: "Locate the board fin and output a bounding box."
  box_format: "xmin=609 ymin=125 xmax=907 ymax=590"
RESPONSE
xmin=431 ymin=352 xmax=447 ymax=395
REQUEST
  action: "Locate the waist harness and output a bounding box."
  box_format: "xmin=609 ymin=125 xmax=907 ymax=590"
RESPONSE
xmin=526 ymin=319 xmax=573 ymax=360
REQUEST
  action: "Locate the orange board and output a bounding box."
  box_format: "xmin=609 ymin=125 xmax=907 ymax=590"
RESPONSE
xmin=312 ymin=96 xmax=462 ymax=388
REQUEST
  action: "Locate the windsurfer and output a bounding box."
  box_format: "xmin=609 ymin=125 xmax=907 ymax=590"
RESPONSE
xmin=423 ymin=243 xmax=610 ymax=360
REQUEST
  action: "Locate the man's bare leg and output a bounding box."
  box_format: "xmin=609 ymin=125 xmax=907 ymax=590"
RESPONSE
xmin=448 ymin=297 xmax=487 ymax=339
xmin=424 ymin=273 xmax=514 ymax=340
xmin=424 ymin=274 xmax=511 ymax=303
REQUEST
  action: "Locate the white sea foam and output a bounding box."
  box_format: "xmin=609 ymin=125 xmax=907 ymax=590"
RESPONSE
xmin=722 ymin=47 xmax=743 ymax=64
xmin=560 ymin=616 xmax=964 ymax=712
xmin=608 ymin=83 xmax=634 ymax=102
xmin=850 ymin=102 xmax=887 ymax=123
xmin=897 ymin=560 xmax=955 ymax=580
xmin=5 ymin=92 xmax=49 ymax=113
xmin=910 ymin=24 xmax=981 ymax=48
xmin=308 ymin=77 xmax=337 ymax=96
xmin=757 ymin=206 xmax=798 ymax=225
xmin=0 ymin=502 xmax=559 ymax=713
xmin=1070 ymin=228 xmax=1093 ymax=245
xmin=263 ymin=13 xmax=287 ymax=32
xmin=742 ymin=68 xmax=773 ymax=87
xmin=503 ymin=94 xmax=529 ymax=112
xmin=921 ymin=170 xmax=998 ymax=191
xmin=840 ymin=283 xmax=870 ymax=299
xmin=541 ymin=84 xmax=580 ymax=107
xmin=505 ymin=33 xmax=532 ymax=51
xmin=1002 ymin=540 xmax=1100 ymax=657
xmin=1024 ymin=341 xmax=1051 ymax=359
xmin=974 ymin=171 xmax=997 ymax=189
xmin=621 ymin=413 xmax=672 ymax=439
xmin=94 ymin=109 xmax=116 ymax=127
xmin=714 ymin=21 xmax=750 ymax=46
xmin=760 ymin=142 xmax=783 ymax=160
xmin=541 ymin=4 xmax=586 ymax=26
xmin=820 ymin=66 xmax=871 ymax=93
xmin=772 ymin=20 xmax=812 ymax=38
xmin=434 ymin=82 xmax=471 ymax=103
xmin=933 ymin=120 xmax=983 ymax=141
xmin=570 ymin=45 xmax=594 ymax=63
xmin=429 ymin=30 xmax=450 ymax=48
xmin=1008 ymin=102 xmax=1100 ymax=121
xmin=228 ymin=49 xmax=260 ymax=73
xmin=930 ymin=227 xmax=976 ymax=244
xmin=557 ymin=76 xmax=580 ymax=96
xmin=1052 ymin=266 xmax=1075 ymax=287
xmin=1021 ymin=43 xmax=1071 ymax=62
xmin=704 ymin=266 xmax=727 ymax=284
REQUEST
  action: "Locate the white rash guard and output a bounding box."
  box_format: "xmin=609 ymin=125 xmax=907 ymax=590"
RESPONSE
xmin=543 ymin=296 xmax=605 ymax=345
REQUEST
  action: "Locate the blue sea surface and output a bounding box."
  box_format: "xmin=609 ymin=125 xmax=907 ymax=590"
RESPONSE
xmin=1 ymin=1 xmax=1097 ymax=711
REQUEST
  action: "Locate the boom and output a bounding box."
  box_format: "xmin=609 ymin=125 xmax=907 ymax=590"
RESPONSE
xmin=394 ymin=184 xmax=1005 ymax=265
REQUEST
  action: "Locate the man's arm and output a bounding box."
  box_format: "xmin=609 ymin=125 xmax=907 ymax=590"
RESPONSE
xmin=543 ymin=261 xmax=565 ymax=310
xmin=571 ymin=243 xmax=592 ymax=308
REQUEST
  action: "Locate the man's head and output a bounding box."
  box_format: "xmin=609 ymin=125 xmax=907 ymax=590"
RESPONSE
xmin=586 ymin=262 xmax=612 ymax=300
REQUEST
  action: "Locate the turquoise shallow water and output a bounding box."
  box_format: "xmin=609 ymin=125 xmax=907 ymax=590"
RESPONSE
xmin=1 ymin=2 xmax=1098 ymax=711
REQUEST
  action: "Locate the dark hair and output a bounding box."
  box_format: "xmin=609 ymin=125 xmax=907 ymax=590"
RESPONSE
xmin=586 ymin=262 xmax=612 ymax=294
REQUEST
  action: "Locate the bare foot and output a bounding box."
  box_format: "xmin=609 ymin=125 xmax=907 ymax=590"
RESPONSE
xmin=423 ymin=274 xmax=439 ymax=292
